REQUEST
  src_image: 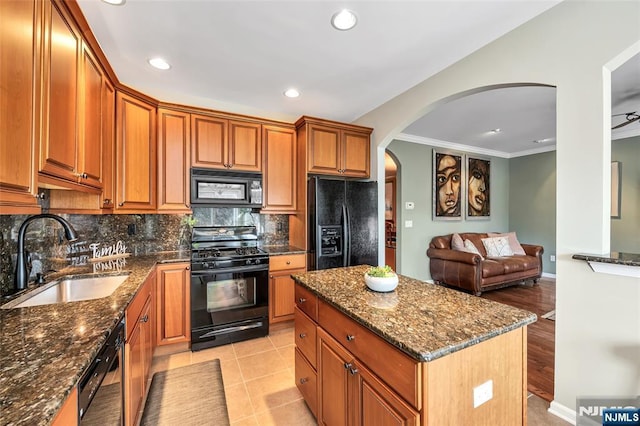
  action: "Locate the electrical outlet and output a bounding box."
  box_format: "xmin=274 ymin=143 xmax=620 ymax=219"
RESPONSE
xmin=405 ymin=220 xmax=413 ymax=228
xmin=473 ymin=380 xmax=493 ymax=408
xmin=405 ymin=201 xmax=415 ymax=210
xmin=550 ymin=255 xmax=556 ymax=262
xmin=127 ymin=223 xmax=137 ymax=236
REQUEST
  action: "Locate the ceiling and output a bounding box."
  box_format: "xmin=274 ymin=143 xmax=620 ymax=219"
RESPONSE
xmin=77 ymin=0 xmax=639 ymax=158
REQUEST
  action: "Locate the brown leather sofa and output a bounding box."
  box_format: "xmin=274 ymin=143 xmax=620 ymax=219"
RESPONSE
xmin=427 ymin=233 xmax=543 ymax=295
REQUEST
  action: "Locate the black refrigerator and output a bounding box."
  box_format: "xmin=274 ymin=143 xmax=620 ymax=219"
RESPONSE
xmin=308 ymin=176 xmax=378 ymax=271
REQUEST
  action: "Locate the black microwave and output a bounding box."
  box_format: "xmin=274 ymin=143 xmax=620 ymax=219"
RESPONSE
xmin=190 ymin=168 xmax=263 ymax=208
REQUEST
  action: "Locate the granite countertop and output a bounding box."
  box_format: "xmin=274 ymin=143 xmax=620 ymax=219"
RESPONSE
xmin=292 ymin=265 xmax=536 ymax=362
xmin=572 ymin=252 xmax=640 ymax=266
xmin=260 ymin=245 xmax=306 ymax=255
xmin=0 ymin=251 xmax=189 ymax=426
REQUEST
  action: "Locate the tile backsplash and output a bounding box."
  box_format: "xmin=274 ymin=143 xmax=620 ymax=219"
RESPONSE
xmin=0 ymin=209 xmax=288 ymax=296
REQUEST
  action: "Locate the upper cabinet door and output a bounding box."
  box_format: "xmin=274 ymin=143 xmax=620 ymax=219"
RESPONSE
xmin=78 ymin=42 xmax=104 ymax=189
xmin=307 ymin=125 xmax=341 ymax=175
xmin=39 ymin=0 xmax=80 ymax=183
xmin=101 ymin=79 xmax=116 ymax=210
xmin=0 ymin=0 xmax=41 ymax=213
xmin=115 ymin=91 xmax=157 ymax=212
xmin=190 ymin=113 xmax=227 ymax=169
xmin=229 ymin=120 xmax=262 ymax=172
xmin=158 ymin=108 xmax=191 ymax=212
xmin=262 ymin=125 xmax=296 ymax=213
xmin=341 ymin=130 xmax=370 ymax=178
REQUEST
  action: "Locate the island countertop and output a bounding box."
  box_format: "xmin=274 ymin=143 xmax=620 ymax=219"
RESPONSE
xmin=292 ymin=265 xmax=536 ymax=362
xmin=0 ymin=252 xmax=189 ymax=426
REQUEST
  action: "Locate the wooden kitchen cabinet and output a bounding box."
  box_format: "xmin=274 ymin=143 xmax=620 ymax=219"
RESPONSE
xmin=295 ymin=283 xmax=420 ymax=425
xmin=39 ymin=2 xmax=105 ymax=193
xmin=115 ymin=91 xmax=157 ymax=212
xmin=191 ymin=113 xmax=262 ymax=172
xmin=316 ymin=310 xmax=419 ymax=426
xmin=101 ymin=79 xmax=116 ymax=210
xmin=155 ymin=262 xmax=191 ymax=345
xmin=0 ymin=0 xmax=41 ymax=213
xmin=262 ymin=124 xmax=297 ymax=213
xmin=296 ymin=117 xmax=372 ymax=178
xmin=157 ymin=108 xmax=191 ymax=212
xmin=51 ymin=387 xmax=78 ymax=426
xmin=269 ymin=254 xmax=305 ymax=323
xmin=125 ymin=270 xmax=155 ymax=426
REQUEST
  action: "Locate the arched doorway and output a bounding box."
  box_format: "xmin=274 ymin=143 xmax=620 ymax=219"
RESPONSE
xmin=384 ymin=151 xmax=399 ymax=271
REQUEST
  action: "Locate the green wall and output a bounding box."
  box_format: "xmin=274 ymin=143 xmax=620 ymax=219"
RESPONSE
xmin=611 ymin=136 xmax=640 ymax=253
xmin=387 ymin=139 xmax=509 ymax=281
xmin=509 ymin=151 xmax=557 ymax=274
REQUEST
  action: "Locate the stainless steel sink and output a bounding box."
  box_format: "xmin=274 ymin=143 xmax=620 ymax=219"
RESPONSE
xmin=1 ymin=274 xmax=130 ymax=309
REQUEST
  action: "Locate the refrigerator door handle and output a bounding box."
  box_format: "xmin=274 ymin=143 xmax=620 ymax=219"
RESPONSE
xmin=343 ymin=204 xmax=351 ymax=266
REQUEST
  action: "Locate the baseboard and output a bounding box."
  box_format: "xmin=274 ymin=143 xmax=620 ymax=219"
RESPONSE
xmin=549 ymin=400 xmax=576 ymax=425
xmin=542 ymin=272 xmax=556 ymax=279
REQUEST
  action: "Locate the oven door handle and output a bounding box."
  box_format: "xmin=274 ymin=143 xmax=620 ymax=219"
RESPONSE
xmin=191 ymin=264 xmax=268 ymax=275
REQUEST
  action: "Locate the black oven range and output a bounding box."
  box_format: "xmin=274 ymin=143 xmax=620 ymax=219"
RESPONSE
xmin=190 ymin=226 xmax=269 ymax=351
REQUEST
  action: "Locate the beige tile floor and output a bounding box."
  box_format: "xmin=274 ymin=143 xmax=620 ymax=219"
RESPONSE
xmin=150 ymin=324 xmax=568 ymax=426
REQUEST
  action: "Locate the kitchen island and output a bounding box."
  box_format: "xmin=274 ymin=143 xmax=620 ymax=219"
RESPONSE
xmin=292 ymin=265 xmax=536 ymax=425
xmin=0 ymin=252 xmax=189 ymax=426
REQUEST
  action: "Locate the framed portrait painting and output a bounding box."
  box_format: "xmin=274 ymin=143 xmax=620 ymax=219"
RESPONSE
xmin=466 ymin=156 xmax=490 ymax=219
xmin=433 ymin=150 xmax=463 ymax=220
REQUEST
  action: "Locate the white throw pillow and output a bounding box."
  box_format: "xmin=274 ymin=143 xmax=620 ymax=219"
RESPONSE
xmin=462 ymin=239 xmax=484 ymax=259
xmin=482 ymin=236 xmax=514 ymax=257
xmin=488 ymin=231 xmax=526 ymax=255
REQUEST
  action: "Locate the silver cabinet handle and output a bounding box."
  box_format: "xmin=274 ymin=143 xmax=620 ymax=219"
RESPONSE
xmin=299 ymin=333 xmax=306 ymax=338
xmin=298 ymin=297 xmax=306 ymax=303
xmin=299 ymin=378 xmax=308 ymax=384
xmin=346 ymin=334 xmax=355 ymax=341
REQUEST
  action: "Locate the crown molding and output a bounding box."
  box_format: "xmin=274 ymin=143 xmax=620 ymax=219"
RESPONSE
xmin=395 ymin=133 xmax=557 ymax=159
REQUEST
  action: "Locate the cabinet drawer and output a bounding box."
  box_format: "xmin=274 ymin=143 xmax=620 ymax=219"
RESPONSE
xmin=295 ymin=307 xmax=317 ymax=368
xmin=270 ymin=253 xmax=306 ymax=271
xmin=295 ymin=284 xmax=318 ymax=321
xmin=126 ymin=274 xmax=153 ymax=339
xmin=295 ymin=348 xmax=318 ymax=419
xmin=318 ymin=299 xmax=421 ymax=409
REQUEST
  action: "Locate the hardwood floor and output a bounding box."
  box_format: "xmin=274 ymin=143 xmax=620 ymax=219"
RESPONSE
xmin=482 ymin=278 xmax=556 ymax=402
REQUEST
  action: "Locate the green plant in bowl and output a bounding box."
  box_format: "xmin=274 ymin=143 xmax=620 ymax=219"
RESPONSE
xmin=367 ymin=265 xmax=396 ymax=278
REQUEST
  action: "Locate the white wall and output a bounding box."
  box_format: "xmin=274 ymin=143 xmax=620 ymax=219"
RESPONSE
xmin=357 ymin=0 xmax=640 ymax=419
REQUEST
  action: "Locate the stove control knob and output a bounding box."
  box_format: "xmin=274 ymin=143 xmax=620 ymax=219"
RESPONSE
xmin=202 ymin=262 xmax=208 ymax=269
xmin=246 ymin=259 xmax=252 ymax=265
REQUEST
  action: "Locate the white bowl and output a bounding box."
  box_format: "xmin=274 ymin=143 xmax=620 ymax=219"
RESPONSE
xmin=364 ymin=273 xmax=398 ymax=292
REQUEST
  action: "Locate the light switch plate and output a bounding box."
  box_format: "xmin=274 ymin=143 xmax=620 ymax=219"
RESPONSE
xmin=405 ymin=202 xmax=415 ymax=210
xmin=405 ymin=220 xmax=413 ymax=228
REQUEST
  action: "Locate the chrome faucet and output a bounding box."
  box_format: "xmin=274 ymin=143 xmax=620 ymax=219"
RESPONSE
xmin=13 ymin=214 xmax=79 ymax=292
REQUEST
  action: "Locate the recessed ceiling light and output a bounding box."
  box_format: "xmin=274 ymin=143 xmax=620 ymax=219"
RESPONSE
xmin=533 ymin=137 xmax=555 ymax=144
xmin=101 ymin=0 xmax=125 ymax=5
xmin=490 ymin=128 xmax=502 ymax=134
xmin=284 ymin=88 xmax=300 ymax=98
xmin=148 ymin=57 xmax=171 ymax=70
xmin=331 ymin=9 xmax=357 ymax=31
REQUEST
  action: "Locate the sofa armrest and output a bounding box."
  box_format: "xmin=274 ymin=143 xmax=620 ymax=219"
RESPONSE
xmin=427 ymin=248 xmax=482 ymax=265
xmin=521 ymin=244 xmax=544 ymax=257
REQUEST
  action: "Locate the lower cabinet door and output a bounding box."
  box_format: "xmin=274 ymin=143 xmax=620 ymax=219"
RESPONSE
xmin=317 ymin=329 xmax=352 ymax=426
xmin=354 ymin=360 xmax=420 ymax=426
xmin=125 ymin=322 xmax=144 ymax=426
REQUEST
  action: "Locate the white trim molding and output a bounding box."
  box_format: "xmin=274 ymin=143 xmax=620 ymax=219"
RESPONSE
xmin=542 ymin=272 xmax=557 ymax=279
xmin=549 ymin=400 xmax=576 ymax=425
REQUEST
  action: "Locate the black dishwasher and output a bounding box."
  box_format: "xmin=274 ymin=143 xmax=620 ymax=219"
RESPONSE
xmin=78 ymin=319 xmax=125 ymax=425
